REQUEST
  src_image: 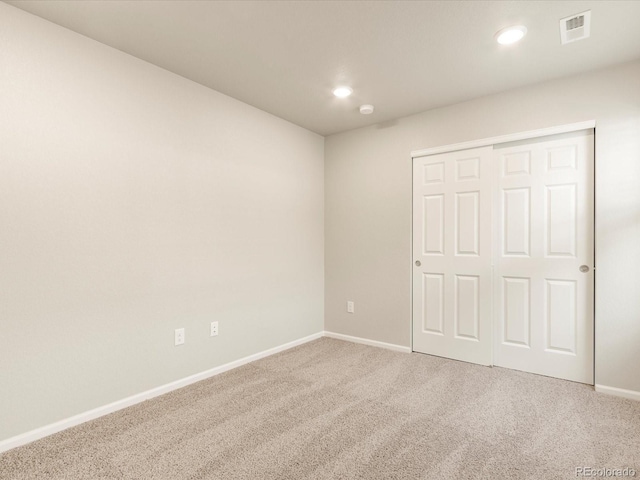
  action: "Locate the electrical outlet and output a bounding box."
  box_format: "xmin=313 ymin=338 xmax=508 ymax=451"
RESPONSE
xmin=210 ymin=321 xmax=219 ymax=337
xmin=347 ymin=301 xmax=355 ymax=314
xmin=175 ymin=328 xmax=185 ymax=346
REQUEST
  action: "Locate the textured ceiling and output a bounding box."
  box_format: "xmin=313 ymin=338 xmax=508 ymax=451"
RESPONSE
xmin=6 ymin=0 xmax=640 ymax=136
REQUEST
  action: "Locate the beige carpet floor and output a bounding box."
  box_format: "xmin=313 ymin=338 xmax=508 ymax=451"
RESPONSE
xmin=1 ymin=337 xmax=639 ymax=479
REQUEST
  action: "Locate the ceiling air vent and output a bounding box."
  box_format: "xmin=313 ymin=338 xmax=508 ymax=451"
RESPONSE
xmin=560 ymin=10 xmax=591 ymax=44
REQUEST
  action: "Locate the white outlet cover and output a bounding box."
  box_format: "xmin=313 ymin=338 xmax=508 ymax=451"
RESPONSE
xmin=347 ymin=301 xmax=355 ymax=313
xmin=210 ymin=321 xmax=219 ymax=337
xmin=175 ymin=328 xmax=185 ymax=346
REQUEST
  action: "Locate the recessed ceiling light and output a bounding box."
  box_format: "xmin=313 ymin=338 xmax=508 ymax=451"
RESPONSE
xmin=495 ymin=25 xmax=527 ymax=45
xmin=332 ymin=86 xmax=353 ymax=98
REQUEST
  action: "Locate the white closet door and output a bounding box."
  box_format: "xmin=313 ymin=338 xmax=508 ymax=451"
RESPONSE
xmin=493 ymin=130 xmax=594 ymax=384
xmin=412 ymin=147 xmax=493 ymax=366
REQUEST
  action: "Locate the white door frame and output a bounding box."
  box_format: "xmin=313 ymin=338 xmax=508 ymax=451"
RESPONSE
xmin=411 ymin=121 xmax=596 ymax=159
xmin=410 ymin=120 xmax=596 ymax=375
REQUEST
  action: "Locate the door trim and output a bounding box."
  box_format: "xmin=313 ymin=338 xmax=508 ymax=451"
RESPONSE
xmin=411 ymin=120 xmax=596 ymax=159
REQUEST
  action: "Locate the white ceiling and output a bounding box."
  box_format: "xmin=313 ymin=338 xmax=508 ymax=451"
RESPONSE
xmin=6 ymin=0 xmax=640 ymax=136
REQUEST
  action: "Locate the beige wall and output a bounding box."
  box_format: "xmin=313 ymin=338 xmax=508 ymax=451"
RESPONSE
xmin=325 ymin=60 xmax=640 ymax=393
xmin=0 ymin=4 xmax=324 ymax=442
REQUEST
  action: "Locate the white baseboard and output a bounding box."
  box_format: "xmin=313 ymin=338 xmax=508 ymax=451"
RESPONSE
xmin=10 ymin=331 xmax=635 ymax=455
xmin=323 ymin=331 xmax=412 ymax=353
xmin=595 ymin=384 xmax=640 ymax=402
xmin=0 ymin=331 xmax=324 ymax=454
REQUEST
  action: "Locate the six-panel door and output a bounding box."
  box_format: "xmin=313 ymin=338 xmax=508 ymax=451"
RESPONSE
xmin=493 ymin=131 xmax=594 ymax=384
xmin=412 ymin=146 xmax=493 ymax=366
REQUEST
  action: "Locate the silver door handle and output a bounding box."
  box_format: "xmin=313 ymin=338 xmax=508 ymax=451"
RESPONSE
xmin=579 ymin=265 xmax=589 ymax=273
